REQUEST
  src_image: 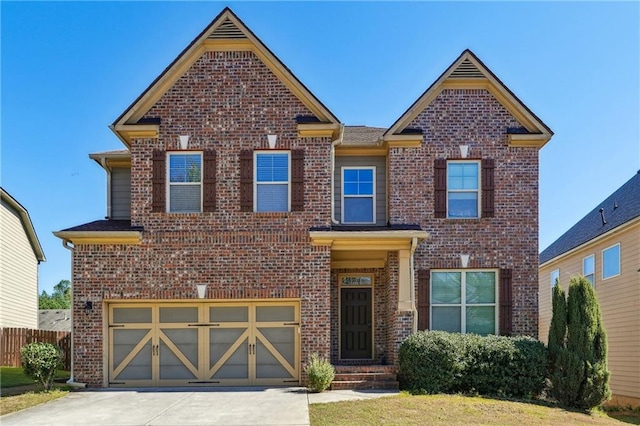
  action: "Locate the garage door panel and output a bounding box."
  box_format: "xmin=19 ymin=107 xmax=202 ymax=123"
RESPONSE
xmin=114 ymin=340 xmax=153 ymax=380
xmin=159 ymin=340 xmax=198 ymax=380
xmin=159 ymin=306 xmax=198 ymax=323
xmin=210 ymin=306 xmax=249 ymax=322
xmin=256 ymin=305 xmax=295 ymax=322
xmin=257 ymin=327 xmax=295 ymax=366
xmin=255 ymin=339 xmax=295 ymax=379
xmin=112 ymin=307 xmax=152 ymax=323
xmin=211 ymin=342 xmax=249 ymax=380
xmin=160 ymin=328 xmax=199 ymax=367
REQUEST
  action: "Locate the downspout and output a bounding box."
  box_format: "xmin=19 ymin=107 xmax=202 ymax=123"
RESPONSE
xmin=60 ymin=239 xmax=86 ymax=388
xmin=330 ymin=124 xmax=345 ymax=225
xmin=410 ymin=237 xmax=418 ymax=334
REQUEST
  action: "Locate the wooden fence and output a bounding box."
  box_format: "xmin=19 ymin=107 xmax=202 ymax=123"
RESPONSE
xmin=0 ymin=328 xmax=71 ymax=370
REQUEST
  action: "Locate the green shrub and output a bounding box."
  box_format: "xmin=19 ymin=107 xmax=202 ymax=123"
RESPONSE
xmin=20 ymin=342 xmax=62 ymax=391
xmin=398 ymin=331 xmax=464 ymax=394
xmin=399 ymin=331 xmax=546 ymax=398
xmin=548 ymin=283 xmax=567 ymax=371
xmin=305 ymin=353 xmax=335 ymax=392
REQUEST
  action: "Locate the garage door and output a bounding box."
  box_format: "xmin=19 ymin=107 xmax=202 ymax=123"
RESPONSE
xmin=107 ymin=301 xmax=299 ymax=387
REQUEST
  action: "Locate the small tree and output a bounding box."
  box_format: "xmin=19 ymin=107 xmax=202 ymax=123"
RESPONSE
xmin=549 ymin=276 xmax=611 ymax=409
xmin=20 ymin=342 xmax=63 ymax=391
xmin=547 ymin=282 xmax=566 ymax=369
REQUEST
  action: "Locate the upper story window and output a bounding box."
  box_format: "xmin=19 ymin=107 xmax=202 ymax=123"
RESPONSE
xmin=342 ymin=167 xmax=375 ymax=224
xmin=583 ymin=254 xmax=595 ymax=285
xmin=431 ymin=270 xmax=497 ymax=335
xmin=168 ymin=152 xmax=202 ymax=213
xmin=254 ymin=151 xmax=290 ymax=212
xmin=602 ymin=243 xmax=620 ymax=279
xmin=550 ymin=269 xmax=560 ymax=288
xmin=447 ymin=161 xmax=480 ymax=218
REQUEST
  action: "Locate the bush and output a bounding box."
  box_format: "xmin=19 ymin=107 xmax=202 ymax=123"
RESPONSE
xmin=398 ymin=331 xmax=465 ymax=394
xmin=20 ymin=342 xmax=62 ymax=391
xmin=305 ymin=353 xmax=335 ymax=392
xmin=399 ymin=331 xmax=546 ymax=398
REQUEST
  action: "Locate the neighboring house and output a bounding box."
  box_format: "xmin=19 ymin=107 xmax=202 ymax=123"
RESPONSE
xmin=54 ymin=7 xmax=552 ymax=388
xmin=539 ymin=171 xmax=640 ymax=408
xmin=1 ymin=188 xmax=46 ymax=328
xmin=38 ymin=310 xmax=72 ymax=332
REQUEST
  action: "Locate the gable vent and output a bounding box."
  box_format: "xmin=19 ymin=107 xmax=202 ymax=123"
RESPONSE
xmin=450 ymin=58 xmax=484 ymax=78
xmin=208 ymin=19 xmax=246 ymax=39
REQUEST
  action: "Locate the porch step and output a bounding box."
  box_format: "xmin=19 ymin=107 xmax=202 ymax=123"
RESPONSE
xmin=330 ymin=366 xmax=399 ymax=391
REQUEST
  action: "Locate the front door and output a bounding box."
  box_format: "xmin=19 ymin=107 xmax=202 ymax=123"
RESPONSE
xmin=340 ymin=287 xmax=372 ymax=359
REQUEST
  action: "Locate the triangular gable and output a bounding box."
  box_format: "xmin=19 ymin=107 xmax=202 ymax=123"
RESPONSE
xmin=384 ymin=49 xmax=553 ymax=148
xmin=111 ymin=7 xmax=339 ymax=146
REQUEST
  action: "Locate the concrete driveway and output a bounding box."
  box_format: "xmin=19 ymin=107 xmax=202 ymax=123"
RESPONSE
xmin=0 ymin=387 xmax=398 ymax=425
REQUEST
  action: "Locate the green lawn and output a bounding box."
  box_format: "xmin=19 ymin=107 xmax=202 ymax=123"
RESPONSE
xmin=0 ymin=367 xmax=72 ymax=415
xmin=0 ymin=367 xmax=70 ymax=389
xmin=309 ymin=393 xmax=640 ymax=425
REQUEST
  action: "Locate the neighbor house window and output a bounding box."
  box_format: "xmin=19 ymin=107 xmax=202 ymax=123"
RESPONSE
xmin=168 ymin=152 xmax=202 ymax=213
xmin=431 ymin=270 xmax=497 ymax=335
xmin=602 ymin=244 xmax=620 ymax=279
xmin=342 ymin=167 xmax=375 ymax=224
xmin=583 ymin=254 xmax=595 ymax=285
xmin=255 ymin=151 xmax=290 ymax=212
xmin=551 ymin=269 xmax=560 ymax=288
xmin=447 ymin=161 xmax=480 ymax=218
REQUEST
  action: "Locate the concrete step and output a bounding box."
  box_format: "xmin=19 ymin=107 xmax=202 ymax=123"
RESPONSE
xmin=331 ymin=366 xmax=399 ymax=391
xmin=330 ymin=379 xmax=399 ymax=391
xmin=333 ymin=372 xmax=397 ymax=382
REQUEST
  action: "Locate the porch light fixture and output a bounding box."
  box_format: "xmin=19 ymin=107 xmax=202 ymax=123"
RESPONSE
xmin=460 ymin=144 xmax=470 ymax=158
xmin=460 ymin=254 xmax=470 ymax=268
xmin=179 ymin=135 xmax=190 ymax=150
xmin=83 ymin=301 xmax=93 ymax=315
xmin=267 ymin=134 xmax=277 ymax=149
xmin=196 ymin=284 xmax=207 ymax=299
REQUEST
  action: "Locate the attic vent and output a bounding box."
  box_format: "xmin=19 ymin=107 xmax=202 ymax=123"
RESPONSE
xmin=208 ymin=19 xmax=246 ymax=39
xmin=450 ymin=58 xmax=484 ymax=78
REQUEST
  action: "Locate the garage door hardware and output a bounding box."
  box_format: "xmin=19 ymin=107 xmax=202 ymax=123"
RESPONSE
xmin=283 ymin=322 xmax=299 ymax=326
xmin=188 ymin=380 xmax=220 ymax=384
xmin=187 ymin=323 xmax=221 ymax=327
xmin=152 ymin=344 xmax=159 ymax=355
xmin=108 ymin=324 xmax=125 ymax=328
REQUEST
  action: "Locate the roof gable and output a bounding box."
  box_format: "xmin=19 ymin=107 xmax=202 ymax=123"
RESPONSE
xmin=111 ymin=7 xmax=339 ymax=147
xmin=540 ymin=171 xmax=640 ymax=264
xmin=1 ymin=188 xmax=46 ymax=262
xmin=384 ymin=49 xmax=553 ymax=148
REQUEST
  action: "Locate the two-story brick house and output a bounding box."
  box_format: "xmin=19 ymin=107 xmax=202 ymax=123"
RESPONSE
xmin=55 ymin=8 xmax=552 ymax=388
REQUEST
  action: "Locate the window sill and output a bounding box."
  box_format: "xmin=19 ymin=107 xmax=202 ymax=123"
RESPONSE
xmin=252 ymin=212 xmax=292 ymax=218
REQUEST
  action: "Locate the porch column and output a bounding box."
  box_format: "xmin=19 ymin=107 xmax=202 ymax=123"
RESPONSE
xmin=398 ymin=249 xmax=412 ymax=311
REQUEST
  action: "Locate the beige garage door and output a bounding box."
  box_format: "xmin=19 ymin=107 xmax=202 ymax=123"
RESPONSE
xmin=107 ymin=301 xmax=300 ymax=387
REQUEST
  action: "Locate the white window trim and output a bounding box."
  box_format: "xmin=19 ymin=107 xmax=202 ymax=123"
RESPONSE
xmin=602 ymin=243 xmax=621 ymax=280
xmin=550 ymin=269 xmax=560 ymax=288
xmin=446 ymin=160 xmax=481 ymax=219
xmin=583 ymin=254 xmax=595 ymax=285
xmin=430 ymin=269 xmax=498 ymax=335
xmin=166 ymin=151 xmax=203 ymax=213
xmin=253 ymin=150 xmax=291 ymax=212
xmin=341 ymin=166 xmax=376 ymax=225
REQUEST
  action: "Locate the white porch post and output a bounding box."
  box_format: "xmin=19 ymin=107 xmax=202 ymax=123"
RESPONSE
xmin=398 ymin=249 xmax=412 ymax=311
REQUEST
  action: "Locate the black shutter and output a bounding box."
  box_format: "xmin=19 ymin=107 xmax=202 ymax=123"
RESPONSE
xmin=152 ymin=149 xmax=166 ymax=213
xmin=291 ymin=149 xmax=304 ymax=211
xmin=417 ymin=269 xmax=430 ymax=330
xmin=499 ymin=268 xmax=512 ymax=336
xmin=203 ymin=150 xmax=216 ymax=212
xmin=240 ymin=150 xmax=253 ymax=212
xmin=434 ymin=159 xmax=447 ymax=218
xmin=482 ymin=158 xmax=495 ymax=218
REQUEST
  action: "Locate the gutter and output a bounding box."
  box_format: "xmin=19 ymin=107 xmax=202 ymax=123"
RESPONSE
xmin=330 ymin=124 xmax=345 ymax=225
xmin=410 ymin=237 xmax=418 ymax=334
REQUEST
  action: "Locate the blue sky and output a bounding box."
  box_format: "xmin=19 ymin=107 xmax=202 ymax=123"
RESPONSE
xmin=2 ymin=2 xmax=638 ymax=295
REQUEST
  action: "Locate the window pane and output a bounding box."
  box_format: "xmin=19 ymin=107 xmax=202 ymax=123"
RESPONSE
xmin=256 ymin=184 xmax=288 ymax=212
xmin=343 ymin=168 xmax=374 ymax=195
xmin=448 ymin=192 xmax=478 ymax=218
xmin=603 ymin=245 xmax=620 ymax=278
xmin=448 ymin=163 xmax=478 ymax=190
xmin=551 ymin=269 xmax=560 ymax=288
xmin=432 ymin=272 xmax=461 ymax=304
xmin=170 ymin=154 xmax=201 ymax=183
xmin=257 ymin=154 xmax=288 ymax=183
xmin=359 ymin=183 xmax=374 ymax=195
xmin=169 ymin=185 xmax=201 ymax=212
xmin=432 ymin=307 xmax=461 ymax=333
xmin=343 ymin=169 xmax=359 ymax=182
xmin=344 ymin=183 xmax=359 ymax=195
xmin=466 ymin=272 xmax=495 ymax=304
xmin=466 ymin=306 xmax=495 ymax=335
xmin=344 ymin=197 xmax=373 ymax=223
xmin=358 ymin=169 xmax=373 ymax=182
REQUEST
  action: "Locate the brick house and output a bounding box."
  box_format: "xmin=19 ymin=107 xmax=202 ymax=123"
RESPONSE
xmin=54 ymin=7 xmax=553 ymax=388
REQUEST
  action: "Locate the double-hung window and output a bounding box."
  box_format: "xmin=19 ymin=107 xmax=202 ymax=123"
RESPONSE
xmin=255 ymin=151 xmax=290 ymax=212
xmin=431 ymin=270 xmax=497 ymax=335
xmin=583 ymin=254 xmax=595 ymax=285
xmin=602 ymin=244 xmax=620 ymax=279
xmin=550 ymin=269 xmax=560 ymax=288
xmin=447 ymin=161 xmax=480 ymax=218
xmin=342 ymin=167 xmax=375 ymax=224
xmin=168 ymin=152 xmax=202 ymax=213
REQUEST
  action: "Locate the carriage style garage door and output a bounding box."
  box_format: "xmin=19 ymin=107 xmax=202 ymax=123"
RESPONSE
xmin=107 ymin=301 xmax=300 ymax=387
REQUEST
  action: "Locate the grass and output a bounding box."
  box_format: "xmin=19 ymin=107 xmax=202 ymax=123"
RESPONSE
xmin=0 ymin=367 xmax=72 ymax=416
xmin=309 ymin=393 xmax=639 ymax=425
xmin=0 ymin=367 xmax=70 ymax=388
xmin=0 ymin=389 xmax=70 ymax=415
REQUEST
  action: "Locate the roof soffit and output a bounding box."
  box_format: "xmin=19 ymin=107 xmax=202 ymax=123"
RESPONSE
xmin=112 ymin=8 xmax=339 ymax=146
xmin=384 ymin=50 xmax=553 ymax=147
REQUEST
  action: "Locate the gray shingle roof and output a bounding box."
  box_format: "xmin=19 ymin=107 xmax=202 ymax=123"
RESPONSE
xmin=540 ymin=171 xmax=640 ymax=264
xmin=60 ymin=220 xmax=142 ymax=232
xmin=38 ymin=310 xmax=71 ymax=332
xmin=341 ymin=126 xmax=386 ymax=146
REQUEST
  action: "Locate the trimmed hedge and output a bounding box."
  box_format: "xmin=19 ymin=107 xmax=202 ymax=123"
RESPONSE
xmin=399 ymin=331 xmax=546 ymax=398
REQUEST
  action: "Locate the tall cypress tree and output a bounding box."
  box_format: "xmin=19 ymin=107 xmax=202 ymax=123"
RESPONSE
xmin=547 ymin=282 xmax=566 ymax=369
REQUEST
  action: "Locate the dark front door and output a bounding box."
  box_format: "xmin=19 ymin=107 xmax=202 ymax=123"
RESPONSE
xmin=340 ymin=288 xmax=372 ymax=359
